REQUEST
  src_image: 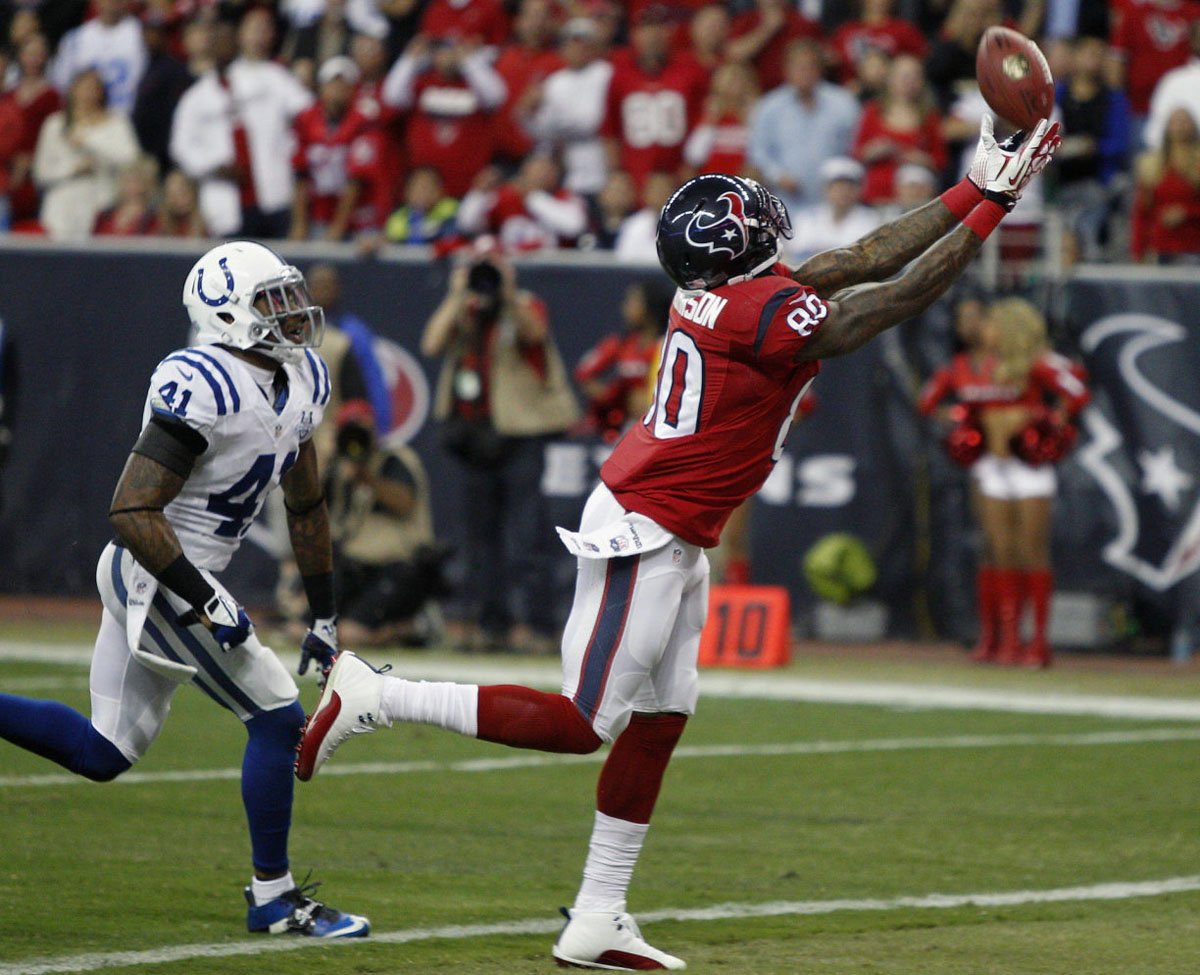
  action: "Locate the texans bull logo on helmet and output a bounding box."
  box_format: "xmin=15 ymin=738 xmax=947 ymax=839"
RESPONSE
xmin=676 ymin=191 xmax=750 ymax=260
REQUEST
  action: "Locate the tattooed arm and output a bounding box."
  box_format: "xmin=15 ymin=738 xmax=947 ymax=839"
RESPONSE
xmin=791 ymin=193 xmax=962 ymax=299
xmin=108 ymin=452 xmax=189 ymax=574
xmin=797 ymin=222 xmax=984 ymax=362
xmin=281 ymin=438 xmax=333 ymax=578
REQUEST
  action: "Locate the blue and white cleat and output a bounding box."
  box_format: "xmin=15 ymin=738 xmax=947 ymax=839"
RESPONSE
xmin=245 ymin=883 xmax=370 ymax=938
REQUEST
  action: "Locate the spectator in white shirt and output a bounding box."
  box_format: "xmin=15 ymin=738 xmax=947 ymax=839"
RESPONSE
xmin=613 ymin=170 xmax=676 ymax=264
xmin=169 ymin=11 xmax=313 ymax=238
xmin=523 ymin=17 xmax=613 ymax=197
xmin=784 ymin=156 xmax=881 ymax=261
xmin=50 ymin=0 xmax=147 ymax=115
xmin=33 ymin=68 xmax=140 ymax=240
xmin=1144 ymin=21 xmax=1200 ymax=151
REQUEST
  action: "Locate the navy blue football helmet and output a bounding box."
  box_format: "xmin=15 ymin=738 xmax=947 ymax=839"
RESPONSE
xmin=655 ymin=174 xmax=793 ymax=291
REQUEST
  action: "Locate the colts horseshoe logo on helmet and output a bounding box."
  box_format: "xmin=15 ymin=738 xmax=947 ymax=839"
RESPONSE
xmin=679 ymin=191 xmax=750 ymax=259
xmin=196 ymin=257 xmax=236 ymax=307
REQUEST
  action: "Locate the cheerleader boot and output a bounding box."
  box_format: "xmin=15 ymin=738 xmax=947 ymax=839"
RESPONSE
xmin=1021 ymin=568 xmax=1054 ymax=668
xmin=971 ymin=565 xmax=1000 ymax=662
xmin=993 ymin=568 xmax=1025 ymax=665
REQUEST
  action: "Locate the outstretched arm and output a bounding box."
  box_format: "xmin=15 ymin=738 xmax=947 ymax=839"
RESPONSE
xmin=799 ymin=219 xmax=988 ymax=361
xmin=790 ymin=191 xmax=968 ymax=298
xmin=792 ymin=115 xmax=1014 ymax=298
xmin=797 ymin=117 xmax=1062 ymax=361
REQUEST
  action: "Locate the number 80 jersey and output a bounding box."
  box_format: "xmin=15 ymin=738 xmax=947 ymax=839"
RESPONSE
xmin=601 ymin=267 xmax=825 ymax=548
xmin=141 ymin=344 xmax=331 ymax=571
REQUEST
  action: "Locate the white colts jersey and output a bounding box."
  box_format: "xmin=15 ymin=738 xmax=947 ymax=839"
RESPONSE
xmin=142 ymin=344 xmax=331 ymax=571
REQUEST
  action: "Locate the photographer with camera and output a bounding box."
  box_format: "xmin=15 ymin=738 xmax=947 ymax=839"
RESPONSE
xmin=422 ymin=249 xmax=579 ymax=653
xmin=325 ymin=400 xmax=450 ymax=647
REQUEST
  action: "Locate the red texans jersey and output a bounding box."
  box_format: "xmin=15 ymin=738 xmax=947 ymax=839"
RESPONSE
xmin=601 ymin=266 xmax=825 ymax=547
xmin=292 ymin=104 xmax=373 ymax=224
xmin=602 ymin=49 xmax=707 ymax=190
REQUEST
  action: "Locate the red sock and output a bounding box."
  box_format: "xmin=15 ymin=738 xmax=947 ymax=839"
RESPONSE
xmin=1025 ymin=568 xmax=1053 ymax=645
xmin=476 ymin=685 xmax=602 ymax=754
xmin=597 ymin=713 xmax=688 ymax=824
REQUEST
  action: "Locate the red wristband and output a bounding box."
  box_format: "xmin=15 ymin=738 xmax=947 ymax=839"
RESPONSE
xmin=963 ymin=199 xmax=1006 ymax=240
xmin=939 ymin=178 xmax=984 ymax=221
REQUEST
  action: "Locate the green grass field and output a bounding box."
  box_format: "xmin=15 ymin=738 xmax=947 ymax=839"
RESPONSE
xmin=2 ymin=627 xmax=1200 ymax=975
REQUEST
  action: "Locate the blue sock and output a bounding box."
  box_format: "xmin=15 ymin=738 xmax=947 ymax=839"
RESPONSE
xmin=242 ymin=701 xmax=304 ymax=877
xmin=0 ymin=694 xmax=130 ymax=782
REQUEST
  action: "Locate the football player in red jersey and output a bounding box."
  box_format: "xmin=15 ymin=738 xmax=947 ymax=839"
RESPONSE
xmin=296 ymin=115 xmax=1062 ymax=971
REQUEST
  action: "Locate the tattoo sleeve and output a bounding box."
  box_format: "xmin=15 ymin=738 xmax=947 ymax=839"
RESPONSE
xmin=108 ymin=452 xmax=188 ymax=574
xmin=282 ymin=440 xmax=334 ymax=577
xmin=791 ymin=196 xmax=960 ymax=298
xmin=799 ymin=223 xmax=984 ymax=361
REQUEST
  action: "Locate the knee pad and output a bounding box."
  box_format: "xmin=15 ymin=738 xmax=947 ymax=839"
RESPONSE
xmin=245 ymin=700 xmax=305 ymax=750
xmin=75 ymin=726 xmax=133 ymax=783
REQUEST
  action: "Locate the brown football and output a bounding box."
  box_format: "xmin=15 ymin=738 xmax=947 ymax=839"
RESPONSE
xmin=975 ymin=26 xmax=1054 ymax=131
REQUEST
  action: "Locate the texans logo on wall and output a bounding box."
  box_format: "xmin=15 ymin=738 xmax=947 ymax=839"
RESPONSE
xmin=1077 ymin=311 xmax=1200 ymax=593
xmin=373 ymin=337 xmax=430 ymax=445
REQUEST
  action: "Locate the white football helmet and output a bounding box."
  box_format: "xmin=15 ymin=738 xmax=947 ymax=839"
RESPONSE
xmin=182 ymin=241 xmax=324 ymax=364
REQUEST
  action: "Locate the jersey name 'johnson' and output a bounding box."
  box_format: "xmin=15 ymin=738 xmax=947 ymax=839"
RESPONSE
xmin=601 ymin=265 xmax=825 ymax=548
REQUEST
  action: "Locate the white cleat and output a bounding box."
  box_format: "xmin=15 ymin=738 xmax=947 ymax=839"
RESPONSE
xmin=295 ymin=652 xmax=390 ymax=781
xmin=553 ymin=908 xmax=686 ymax=970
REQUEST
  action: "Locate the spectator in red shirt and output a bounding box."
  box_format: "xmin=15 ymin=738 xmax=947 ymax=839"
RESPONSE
xmin=382 ymin=33 xmax=508 ymax=198
xmin=574 ymin=278 xmax=672 ymax=442
xmin=726 ymin=0 xmax=822 ymax=93
xmin=291 ymin=55 xmax=372 ymax=241
xmin=348 ymin=32 xmax=406 ymax=196
xmin=602 ymin=3 xmax=707 ymax=191
xmin=1132 ymin=105 xmax=1200 ymax=261
xmin=683 ymin=61 xmax=759 ymax=176
xmin=830 ymin=0 xmax=928 ymax=87
xmin=3 ymin=31 xmax=61 ymax=225
xmin=457 ymin=154 xmax=588 ymax=250
xmin=336 ymin=127 xmax=398 ymax=241
xmin=853 ymin=53 xmax=948 ymax=205
xmin=93 ymin=154 xmax=160 ymax=236
xmin=1111 ymin=0 xmax=1200 ymax=119
xmin=420 ymin=0 xmax=511 ymax=49
xmin=492 ymin=0 xmax=565 ymax=164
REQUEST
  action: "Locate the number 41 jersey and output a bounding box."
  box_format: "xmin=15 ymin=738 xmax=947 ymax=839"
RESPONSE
xmin=141 ymin=343 xmax=331 ymax=572
xmin=601 ymin=267 xmax=826 ymax=548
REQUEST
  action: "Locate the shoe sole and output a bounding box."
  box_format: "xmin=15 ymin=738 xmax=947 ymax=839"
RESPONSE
xmin=553 ymin=949 xmax=674 ymax=970
xmin=294 ymin=689 xmax=343 ymax=782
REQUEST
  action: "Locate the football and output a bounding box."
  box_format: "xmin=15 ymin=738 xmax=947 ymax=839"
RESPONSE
xmin=975 ymin=26 xmax=1054 ymax=131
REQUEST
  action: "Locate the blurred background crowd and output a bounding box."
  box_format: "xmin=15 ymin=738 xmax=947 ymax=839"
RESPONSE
xmin=1 ymin=0 xmax=1198 ymax=265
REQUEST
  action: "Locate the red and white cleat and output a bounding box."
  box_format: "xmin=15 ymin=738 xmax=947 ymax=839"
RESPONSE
xmin=295 ymin=651 xmax=390 ymax=781
xmin=553 ymin=908 xmax=685 ymax=971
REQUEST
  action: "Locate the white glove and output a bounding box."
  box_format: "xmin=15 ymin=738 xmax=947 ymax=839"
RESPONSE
xmin=969 ymin=116 xmax=1062 ymax=208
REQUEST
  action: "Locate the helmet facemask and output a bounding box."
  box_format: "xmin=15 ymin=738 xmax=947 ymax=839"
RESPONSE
xmin=238 ymin=267 xmax=325 ymax=364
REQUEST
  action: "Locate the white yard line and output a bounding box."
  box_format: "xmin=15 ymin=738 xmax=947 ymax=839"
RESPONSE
xmin=4 ymin=640 xmax=1200 ymax=719
xmin=2 ymin=874 xmax=1199 ymax=975
xmin=2 ymin=726 xmax=1198 ymax=789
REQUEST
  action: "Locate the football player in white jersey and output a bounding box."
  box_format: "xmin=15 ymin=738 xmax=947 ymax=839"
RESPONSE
xmin=0 ymin=241 xmax=368 ymax=938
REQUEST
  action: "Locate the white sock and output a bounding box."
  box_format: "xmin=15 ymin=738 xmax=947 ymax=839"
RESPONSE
xmin=250 ymin=871 xmax=295 ymax=905
xmin=572 ymin=811 xmax=648 ymax=913
xmin=380 ymin=678 xmax=479 ymax=737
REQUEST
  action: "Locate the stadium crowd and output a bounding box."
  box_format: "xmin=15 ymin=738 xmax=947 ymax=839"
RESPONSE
xmin=0 ymin=0 xmax=1198 ymax=264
